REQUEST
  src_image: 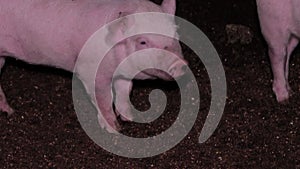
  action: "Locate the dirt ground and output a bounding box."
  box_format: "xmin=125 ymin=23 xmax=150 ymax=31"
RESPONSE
xmin=0 ymin=0 xmax=299 ymax=168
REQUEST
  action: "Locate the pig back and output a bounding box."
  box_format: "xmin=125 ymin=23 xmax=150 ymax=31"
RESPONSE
xmin=0 ymin=0 xmax=124 ymax=71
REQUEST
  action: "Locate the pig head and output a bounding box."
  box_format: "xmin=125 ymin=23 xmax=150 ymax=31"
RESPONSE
xmin=75 ymin=0 xmax=187 ymax=133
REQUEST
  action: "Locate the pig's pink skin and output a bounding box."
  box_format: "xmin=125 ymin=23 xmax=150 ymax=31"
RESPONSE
xmin=0 ymin=0 xmax=186 ymax=132
xmin=257 ymin=0 xmax=300 ymax=102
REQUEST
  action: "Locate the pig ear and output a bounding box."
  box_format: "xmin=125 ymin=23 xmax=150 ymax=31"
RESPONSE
xmin=161 ymin=0 xmax=176 ymax=15
xmin=105 ymin=12 xmax=135 ymax=45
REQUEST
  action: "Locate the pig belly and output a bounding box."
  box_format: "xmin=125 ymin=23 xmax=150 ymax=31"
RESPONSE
xmin=291 ymin=0 xmax=300 ymax=37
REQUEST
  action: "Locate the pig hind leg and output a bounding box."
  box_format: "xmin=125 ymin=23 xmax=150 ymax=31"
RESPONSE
xmin=285 ymin=36 xmax=299 ymax=87
xmin=267 ymin=32 xmax=294 ymax=102
xmin=0 ymin=57 xmax=14 ymax=115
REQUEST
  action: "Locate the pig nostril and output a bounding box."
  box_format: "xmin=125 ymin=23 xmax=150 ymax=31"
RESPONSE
xmin=169 ymin=67 xmax=176 ymax=76
xmin=170 ymin=67 xmax=176 ymax=72
xmin=181 ymin=65 xmax=188 ymax=72
xmin=164 ymin=46 xmax=169 ymax=50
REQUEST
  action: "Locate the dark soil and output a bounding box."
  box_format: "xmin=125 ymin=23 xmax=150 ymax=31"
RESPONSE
xmin=1 ymin=0 xmax=299 ymax=168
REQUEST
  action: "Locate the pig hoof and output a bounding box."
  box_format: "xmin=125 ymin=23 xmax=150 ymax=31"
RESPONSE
xmin=115 ymin=109 xmax=133 ymax=122
xmin=120 ymin=115 xmax=132 ymax=122
xmin=0 ymin=105 xmax=14 ymax=116
xmin=103 ymin=122 xmax=120 ymax=133
xmin=118 ymin=112 xmax=133 ymax=122
xmin=276 ymin=86 xmax=291 ymax=104
xmin=278 ymin=99 xmax=289 ymax=105
xmin=273 ymin=85 xmax=290 ymax=103
xmin=97 ymin=114 xmax=120 ymax=133
xmin=275 ymin=93 xmax=289 ymax=103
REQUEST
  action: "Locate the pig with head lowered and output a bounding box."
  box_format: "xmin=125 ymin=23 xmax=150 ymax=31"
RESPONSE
xmin=0 ymin=0 xmax=187 ymax=132
xmin=256 ymin=0 xmax=300 ymax=102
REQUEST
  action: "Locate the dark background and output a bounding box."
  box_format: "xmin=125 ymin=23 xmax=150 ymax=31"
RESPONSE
xmin=1 ymin=0 xmax=299 ymax=168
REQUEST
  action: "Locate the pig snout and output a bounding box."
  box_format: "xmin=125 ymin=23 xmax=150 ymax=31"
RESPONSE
xmin=167 ymin=59 xmax=188 ymax=79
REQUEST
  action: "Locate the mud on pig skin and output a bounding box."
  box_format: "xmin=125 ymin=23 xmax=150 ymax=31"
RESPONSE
xmin=0 ymin=0 xmax=187 ymax=133
xmin=256 ymin=0 xmax=300 ymax=102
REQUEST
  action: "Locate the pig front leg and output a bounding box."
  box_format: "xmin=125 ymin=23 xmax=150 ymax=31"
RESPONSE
xmin=113 ymin=79 xmax=133 ymax=121
xmin=0 ymin=57 xmax=14 ymax=115
xmin=95 ymin=83 xmax=120 ymax=133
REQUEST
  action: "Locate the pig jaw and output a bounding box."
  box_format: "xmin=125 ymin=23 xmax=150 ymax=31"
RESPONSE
xmin=122 ymin=51 xmax=187 ymax=81
xmin=167 ymin=59 xmax=187 ymax=79
xmin=132 ymin=58 xmax=187 ymax=80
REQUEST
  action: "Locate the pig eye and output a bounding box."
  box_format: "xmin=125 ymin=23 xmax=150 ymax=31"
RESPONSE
xmin=140 ymin=41 xmax=147 ymax=45
xmin=137 ymin=38 xmax=149 ymax=48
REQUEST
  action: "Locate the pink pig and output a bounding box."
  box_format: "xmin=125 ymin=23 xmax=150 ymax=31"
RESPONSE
xmin=0 ymin=0 xmax=187 ymax=132
xmin=256 ymin=0 xmax=300 ymax=102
